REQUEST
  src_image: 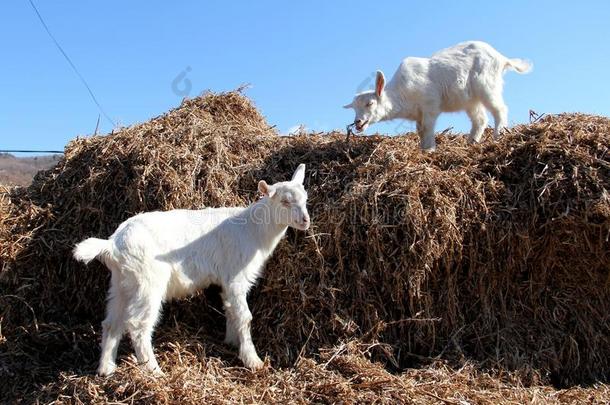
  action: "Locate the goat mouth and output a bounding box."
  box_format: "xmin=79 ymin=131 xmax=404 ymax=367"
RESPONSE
xmin=297 ymin=222 xmax=310 ymax=230
xmin=355 ymin=120 xmax=369 ymax=132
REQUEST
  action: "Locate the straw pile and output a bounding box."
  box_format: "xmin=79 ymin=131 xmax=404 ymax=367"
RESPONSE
xmin=1 ymin=91 xmax=609 ymax=403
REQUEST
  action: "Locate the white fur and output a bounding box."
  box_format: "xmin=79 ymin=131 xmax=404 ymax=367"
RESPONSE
xmin=344 ymin=41 xmax=532 ymax=151
xmin=73 ymin=164 xmax=310 ymax=376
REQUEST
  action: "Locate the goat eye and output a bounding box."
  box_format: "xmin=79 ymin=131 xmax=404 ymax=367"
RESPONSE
xmin=366 ymin=101 xmax=374 ymax=107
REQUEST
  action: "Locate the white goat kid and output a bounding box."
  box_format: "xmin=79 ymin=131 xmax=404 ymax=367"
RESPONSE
xmin=73 ymin=164 xmax=310 ymax=376
xmin=344 ymin=41 xmax=532 ymax=151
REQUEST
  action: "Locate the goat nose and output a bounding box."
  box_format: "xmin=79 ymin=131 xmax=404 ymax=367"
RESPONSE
xmin=303 ymin=214 xmax=310 ymax=223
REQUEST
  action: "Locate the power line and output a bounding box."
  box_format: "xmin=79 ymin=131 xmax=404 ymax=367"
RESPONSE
xmin=26 ymin=0 xmax=116 ymax=127
xmin=1 ymin=150 xmax=64 ymax=154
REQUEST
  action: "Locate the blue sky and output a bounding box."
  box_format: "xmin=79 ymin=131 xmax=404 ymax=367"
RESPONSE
xmin=1 ymin=1 xmax=609 ymax=153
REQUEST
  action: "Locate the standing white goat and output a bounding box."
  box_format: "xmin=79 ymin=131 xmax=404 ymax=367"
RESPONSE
xmin=73 ymin=164 xmax=310 ymax=376
xmin=344 ymin=41 xmax=532 ymax=151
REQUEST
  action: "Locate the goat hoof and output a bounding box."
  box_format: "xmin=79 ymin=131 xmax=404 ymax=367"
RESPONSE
xmin=493 ymin=128 xmax=507 ymax=140
xmin=142 ymin=360 xmax=164 ymax=376
xmin=150 ymin=367 xmax=166 ymax=377
xmin=97 ymin=362 xmax=117 ymax=377
xmin=242 ymin=354 xmax=264 ymax=370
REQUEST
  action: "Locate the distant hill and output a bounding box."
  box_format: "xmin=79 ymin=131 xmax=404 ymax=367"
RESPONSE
xmin=0 ymin=153 xmax=61 ymax=186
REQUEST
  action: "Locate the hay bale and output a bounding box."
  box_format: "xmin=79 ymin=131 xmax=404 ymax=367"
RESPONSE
xmin=1 ymin=91 xmax=609 ymax=401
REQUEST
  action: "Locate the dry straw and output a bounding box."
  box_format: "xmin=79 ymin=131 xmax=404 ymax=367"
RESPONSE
xmin=1 ymin=91 xmax=608 ymax=403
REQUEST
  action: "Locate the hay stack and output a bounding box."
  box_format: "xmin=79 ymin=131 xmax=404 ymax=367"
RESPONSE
xmin=1 ymin=91 xmax=609 ymax=402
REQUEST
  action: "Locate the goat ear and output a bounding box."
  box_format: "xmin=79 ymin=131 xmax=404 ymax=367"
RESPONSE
xmin=291 ymin=164 xmax=306 ymax=184
xmin=375 ymin=70 xmax=385 ymax=97
xmin=343 ymin=102 xmax=354 ymax=109
xmin=258 ymin=180 xmax=276 ymax=197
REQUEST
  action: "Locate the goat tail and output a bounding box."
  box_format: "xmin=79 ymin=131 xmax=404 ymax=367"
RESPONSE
xmin=73 ymin=237 xmax=111 ymax=265
xmin=505 ymin=58 xmax=533 ymax=74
